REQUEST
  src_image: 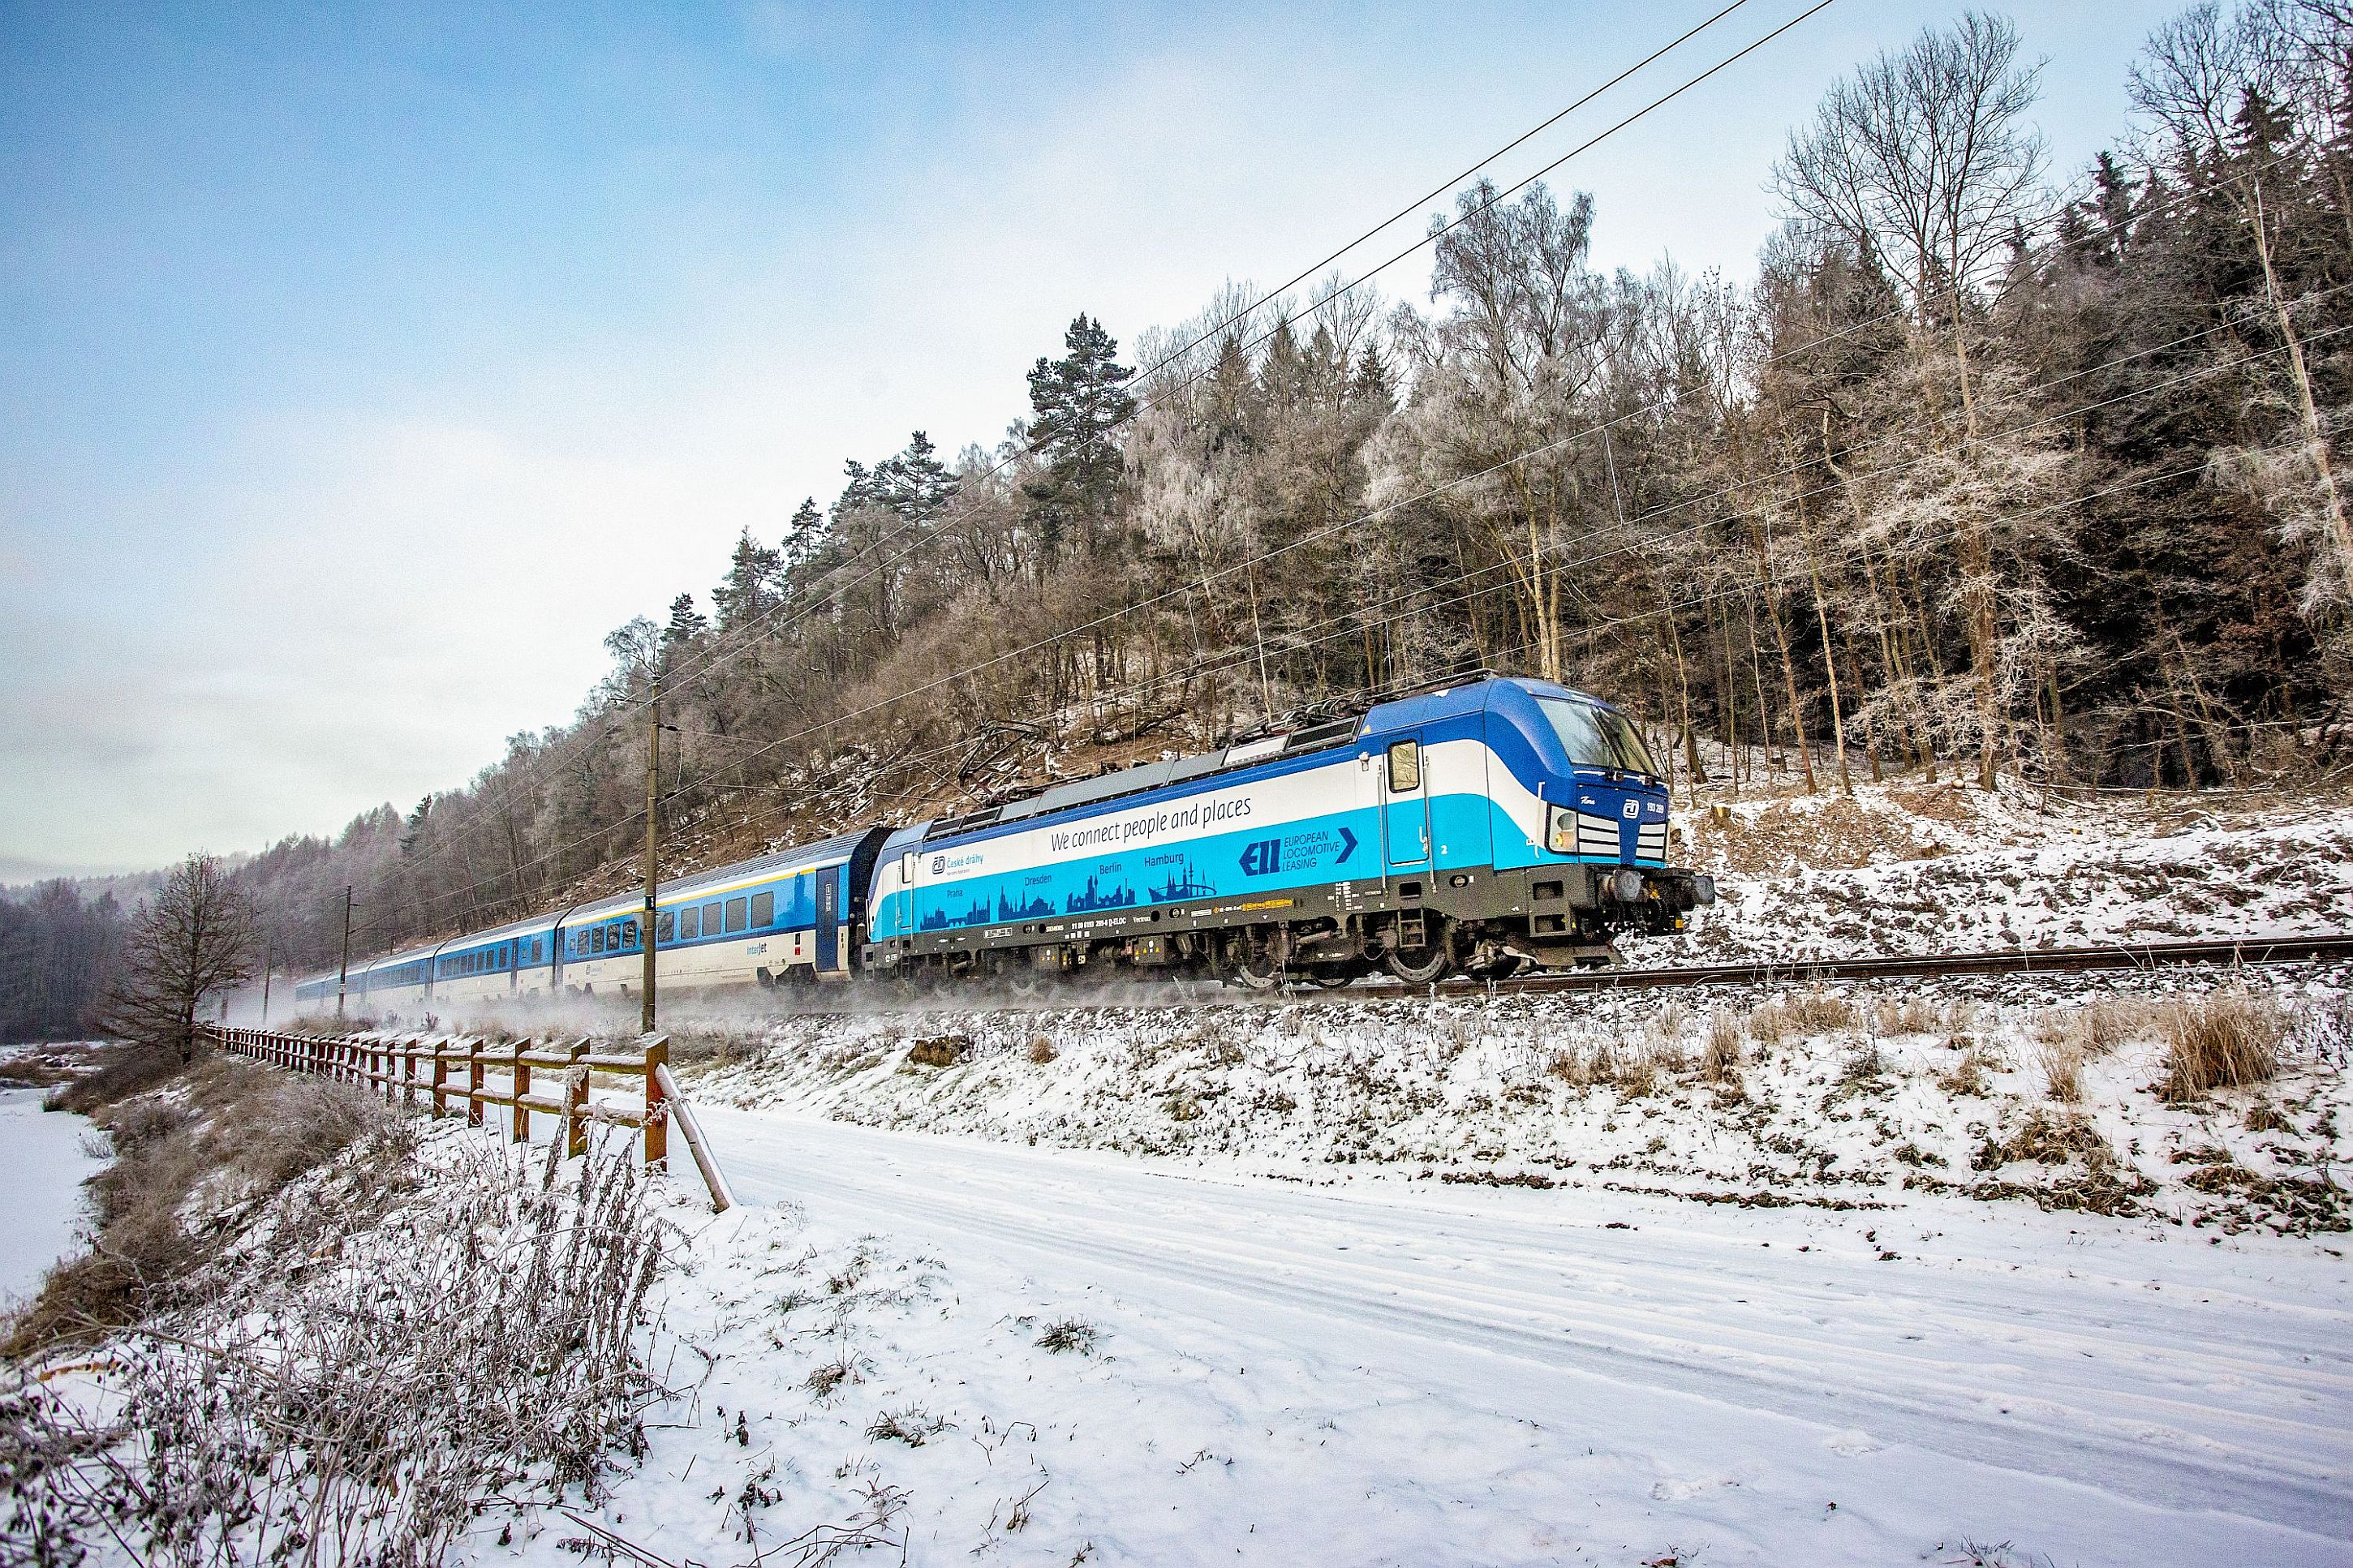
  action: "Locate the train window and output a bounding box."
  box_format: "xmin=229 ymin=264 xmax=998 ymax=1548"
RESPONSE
xmin=751 ymin=891 xmax=773 ymax=928
xmin=681 ymin=907 xmax=700 ymax=940
xmin=1536 ymin=696 xmax=1660 ymax=776
xmin=725 ymin=896 xmax=747 ymax=934
xmin=1387 ymin=740 xmax=1422 ymax=793
xmin=702 ymin=900 xmax=722 ymax=935
xmin=658 ymin=913 xmax=675 ymax=944
xmin=622 ymin=922 xmax=638 ymax=949
xmin=592 ymin=926 xmax=606 ymax=954
xmin=900 ymin=851 xmax=916 ymax=883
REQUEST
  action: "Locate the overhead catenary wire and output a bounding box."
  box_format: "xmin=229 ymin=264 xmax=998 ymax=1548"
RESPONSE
xmin=639 ymin=277 xmax=2351 ymax=825
xmin=843 ymin=444 xmax=2304 ymax=818
xmin=360 ymin=307 xmax=2340 ymax=946
xmin=381 ymin=7 xmax=2280 ymax=908
xmin=366 ymin=0 xmax=1809 ymax=902
xmin=376 ymin=294 xmax=2347 ymax=939
xmin=351 ymin=49 xmax=2310 ymax=949
xmin=389 ymin=120 xmax=2297 ymax=933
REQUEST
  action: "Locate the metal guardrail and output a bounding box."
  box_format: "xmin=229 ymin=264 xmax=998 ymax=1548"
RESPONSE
xmin=199 ymin=1025 xmax=733 ymax=1212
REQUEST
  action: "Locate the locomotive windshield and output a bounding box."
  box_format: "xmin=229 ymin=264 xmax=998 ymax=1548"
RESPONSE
xmin=1538 ymin=697 xmax=1660 ymax=778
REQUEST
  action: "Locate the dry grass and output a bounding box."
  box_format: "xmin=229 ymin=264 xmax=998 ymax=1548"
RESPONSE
xmin=7 ymin=1055 xmax=393 ymax=1355
xmin=866 ymin=1406 xmax=949 ymax=1446
xmin=1873 ymin=996 xmax=1943 ymax=1036
xmin=1026 ymin=1035 xmax=1060 ymax=1064
xmin=2160 ymin=992 xmax=2283 ymax=1100
xmin=2032 ymin=998 xmax=2157 ymax=1059
xmin=1749 ymin=990 xmax=1858 ymax=1044
xmin=1035 ymin=1317 xmax=1099 ymax=1355
xmin=1547 ymin=1037 xmax=1675 ymax=1097
xmin=2037 ymin=1040 xmax=2086 ymax=1104
xmin=3 ymin=1124 xmax=666 ymax=1563
xmin=1938 ymin=1047 xmax=1994 ymax=1098
xmin=40 ymin=1042 xmax=183 ymax=1116
xmin=1701 ymin=1012 xmax=1745 ymax=1083
xmin=906 ymin=1034 xmax=970 ymax=1068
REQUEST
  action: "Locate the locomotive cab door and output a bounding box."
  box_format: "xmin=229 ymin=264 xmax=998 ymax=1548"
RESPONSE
xmin=1380 ymin=737 xmax=1432 ymax=873
xmin=815 ymin=866 xmax=841 ymax=973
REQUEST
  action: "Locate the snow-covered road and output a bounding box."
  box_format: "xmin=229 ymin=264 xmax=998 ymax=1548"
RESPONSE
xmin=698 ymin=1104 xmax=2353 ymax=1564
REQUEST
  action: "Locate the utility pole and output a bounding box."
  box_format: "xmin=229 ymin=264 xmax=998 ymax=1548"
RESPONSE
xmin=260 ymin=941 xmax=273 ymax=1026
xmin=335 ymin=886 xmax=354 ymax=1020
xmin=642 ymin=670 xmax=660 ymax=1034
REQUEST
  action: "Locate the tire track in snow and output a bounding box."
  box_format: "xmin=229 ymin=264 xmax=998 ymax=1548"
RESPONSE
xmin=698 ymin=1106 xmax=2353 ymax=1540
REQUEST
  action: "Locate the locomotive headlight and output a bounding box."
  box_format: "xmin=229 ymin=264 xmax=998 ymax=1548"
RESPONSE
xmin=1546 ymin=805 xmax=1576 ymax=853
xmin=1693 ymin=873 xmax=1717 ymax=906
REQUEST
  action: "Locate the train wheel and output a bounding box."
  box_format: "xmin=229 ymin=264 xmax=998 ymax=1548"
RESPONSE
xmin=1460 ymin=943 xmax=1525 ymax=982
xmin=1383 ymin=920 xmax=1457 ymax=984
xmin=1301 ymin=960 xmax=1370 ymax=988
xmin=1224 ymin=931 xmax=1285 ymax=991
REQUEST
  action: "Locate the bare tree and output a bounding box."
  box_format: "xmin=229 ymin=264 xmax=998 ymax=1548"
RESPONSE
xmin=1774 ymin=11 xmax=2048 ymax=789
xmin=102 ymin=853 xmax=256 ymax=1060
xmin=1775 ymin=11 xmax=2049 ymax=382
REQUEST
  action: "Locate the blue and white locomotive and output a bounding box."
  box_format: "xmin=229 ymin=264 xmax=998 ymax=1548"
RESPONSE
xmin=294 ymin=677 xmax=1712 ymax=1009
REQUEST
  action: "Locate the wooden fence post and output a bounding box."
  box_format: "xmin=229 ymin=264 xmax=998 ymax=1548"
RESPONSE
xmin=511 ymin=1046 xmax=530 ymax=1145
xmin=565 ymin=1042 xmax=588 ymax=1158
xmin=642 ymin=1035 xmax=669 ymax=1169
xmin=430 ymin=1039 xmax=448 ymax=1118
xmin=467 ymin=1040 xmax=484 ymax=1129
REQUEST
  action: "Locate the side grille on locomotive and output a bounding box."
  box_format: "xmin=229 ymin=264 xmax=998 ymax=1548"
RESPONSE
xmin=1636 ymin=821 xmax=1668 ymax=865
xmin=1574 ymin=811 xmax=1621 ymax=859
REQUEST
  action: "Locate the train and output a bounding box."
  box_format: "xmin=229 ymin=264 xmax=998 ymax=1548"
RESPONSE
xmin=293 ymin=676 xmax=1715 ymax=1014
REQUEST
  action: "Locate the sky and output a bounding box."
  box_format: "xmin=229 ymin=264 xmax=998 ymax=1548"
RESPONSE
xmin=0 ymin=0 xmax=2187 ymax=879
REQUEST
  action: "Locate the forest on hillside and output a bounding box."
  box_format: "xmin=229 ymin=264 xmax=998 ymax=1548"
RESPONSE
xmin=75 ymin=1 xmax=2353 ymax=981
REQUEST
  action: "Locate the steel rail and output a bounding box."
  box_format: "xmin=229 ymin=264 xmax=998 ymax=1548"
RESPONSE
xmin=738 ymin=932 xmax=2353 ymax=1019
xmin=1447 ymin=932 xmax=2353 ymax=997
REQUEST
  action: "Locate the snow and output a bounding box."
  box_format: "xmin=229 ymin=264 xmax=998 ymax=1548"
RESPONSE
xmin=0 ymin=1083 xmax=104 ymax=1311
xmin=540 ymin=786 xmax=2353 ymax=1563
xmin=38 ymin=784 xmax=2353 ymax=1562
xmin=680 ymin=969 xmax=2353 ymax=1239
xmin=1621 ymin=778 xmax=2353 ymax=963
xmin=461 ymin=1108 xmax=2353 ymax=1566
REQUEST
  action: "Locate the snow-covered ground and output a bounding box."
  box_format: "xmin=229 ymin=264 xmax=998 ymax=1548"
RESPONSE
xmin=457 ymin=1108 xmax=2353 ymax=1567
xmin=0 ymin=1081 xmax=102 ymax=1312
xmin=1621 ymin=776 xmax=2353 ymax=962
xmin=590 ymin=780 xmax=2353 ymax=1566
xmin=44 ymin=782 xmax=2353 ymax=1565
xmin=686 ymin=969 xmax=2353 ymax=1237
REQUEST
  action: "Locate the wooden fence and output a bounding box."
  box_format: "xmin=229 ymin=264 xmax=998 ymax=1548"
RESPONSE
xmin=198 ymin=1025 xmax=735 ymax=1211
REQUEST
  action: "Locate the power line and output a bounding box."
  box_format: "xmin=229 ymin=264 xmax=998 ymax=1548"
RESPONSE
xmin=358 ymin=238 xmax=2337 ymax=951
xmin=566 ymin=323 xmax=2343 ymax=874
xmin=346 ymin=46 xmax=2309 ymax=951
xmin=367 ymin=0 xmax=1803 ymax=897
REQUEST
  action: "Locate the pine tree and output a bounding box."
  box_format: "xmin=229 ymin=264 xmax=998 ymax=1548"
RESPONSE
xmin=664 ymin=592 xmax=710 ymax=647
xmin=874 ymin=431 xmax=957 ymax=522
xmin=781 ymin=497 xmax=825 ymax=570
xmin=712 ymin=529 xmax=783 ymax=629
xmin=1023 ymin=313 xmax=1136 ymax=554
xmin=400 ymin=797 xmax=432 ymax=856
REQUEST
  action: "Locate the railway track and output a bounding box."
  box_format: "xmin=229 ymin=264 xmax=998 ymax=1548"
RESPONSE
xmin=1458 ymin=930 xmax=2353 ymax=998
xmin=751 ymin=932 xmax=2353 ymax=1017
